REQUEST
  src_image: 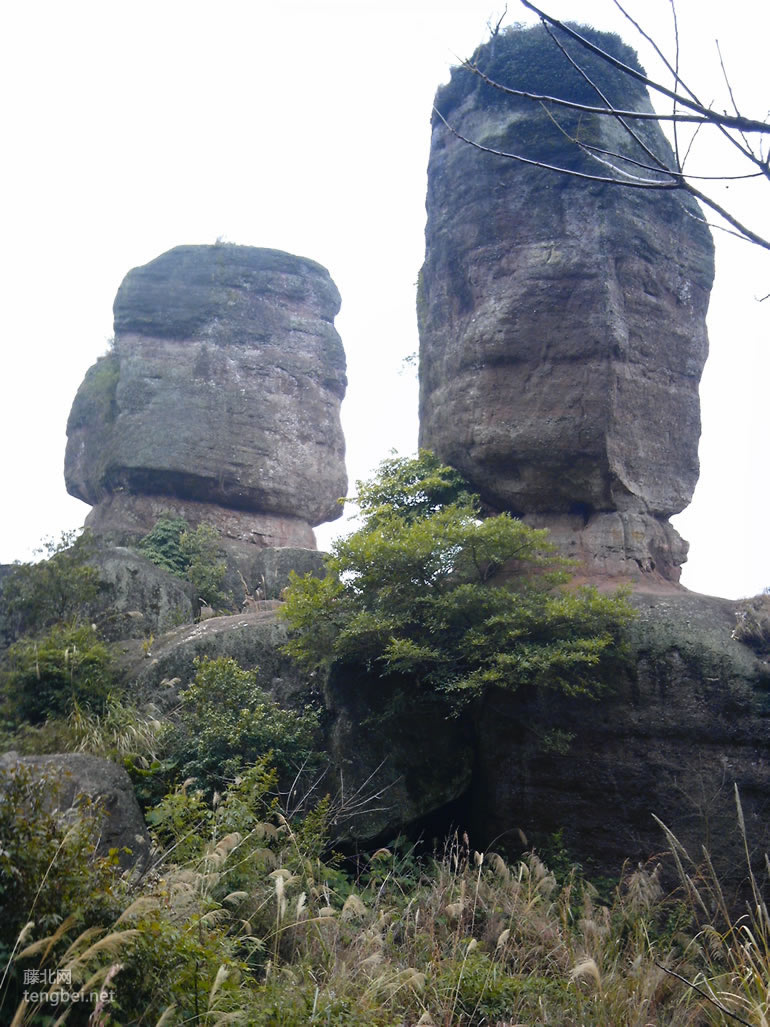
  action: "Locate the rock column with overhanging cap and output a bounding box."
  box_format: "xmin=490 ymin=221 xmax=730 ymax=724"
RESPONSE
xmin=65 ymin=243 xmax=347 ymax=552
xmin=418 ymin=23 xmax=715 ymax=583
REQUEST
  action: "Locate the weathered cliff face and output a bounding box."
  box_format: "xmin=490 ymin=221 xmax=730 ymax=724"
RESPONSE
xmin=419 ymin=25 xmax=714 ymax=582
xmin=65 ymin=244 xmax=347 ymax=549
xmin=470 ymin=592 xmax=770 ymax=883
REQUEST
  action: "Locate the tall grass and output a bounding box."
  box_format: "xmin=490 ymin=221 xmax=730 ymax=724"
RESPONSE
xmin=4 ymin=765 xmax=770 ymax=1025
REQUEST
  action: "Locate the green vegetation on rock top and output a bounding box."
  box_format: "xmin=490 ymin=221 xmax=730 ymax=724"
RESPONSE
xmin=435 ymin=22 xmax=648 ymax=122
xmin=281 ymin=452 xmax=634 ymax=706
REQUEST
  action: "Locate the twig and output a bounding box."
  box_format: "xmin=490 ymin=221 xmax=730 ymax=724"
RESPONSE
xmin=432 ymin=106 xmax=678 ymax=188
xmin=654 ymin=962 xmax=753 ymax=1026
xmin=518 ymin=0 xmax=770 ymax=134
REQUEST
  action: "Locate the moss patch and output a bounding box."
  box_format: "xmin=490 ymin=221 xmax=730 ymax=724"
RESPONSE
xmin=67 ymin=350 xmax=120 ymax=430
xmin=435 ymin=22 xmax=648 ymax=123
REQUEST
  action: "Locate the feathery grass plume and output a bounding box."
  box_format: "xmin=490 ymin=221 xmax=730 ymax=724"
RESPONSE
xmin=571 ymin=956 xmax=603 ymax=991
xmin=208 ymin=964 xmax=230 ymax=1007
xmin=341 ymin=894 xmax=367 ymax=920
xmin=153 ymin=1005 xmax=178 ymax=1026
xmin=15 ymin=915 xmax=78 ymax=964
xmin=16 ymin=747 xmax=770 ymax=1024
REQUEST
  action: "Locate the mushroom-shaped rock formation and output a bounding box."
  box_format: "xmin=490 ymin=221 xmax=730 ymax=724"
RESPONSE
xmin=418 ymin=24 xmax=714 ymax=584
xmin=65 ymin=244 xmax=347 ymax=550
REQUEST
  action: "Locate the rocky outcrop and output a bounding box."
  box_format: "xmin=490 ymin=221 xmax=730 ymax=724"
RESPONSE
xmin=317 ymin=591 xmax=770 ymax=879
xmin=321 ymin=665 xmax=475 ymax=843
xmin=87 ymin=545 xmax=195 ymax=640
xmin=66 ymin=244 xmax=347 ymax=551
xmin=116 ymin=607 xmax=475 ymax=839
xmin=118 ymin=609 xmax=313 ymax=709
xmin=470 ymin=591 xmax=770 ymax=883
xmin=0 ymin=752 xmax=151 ymax=870
xmin=419 ymin=24 xmax=714 ymax=583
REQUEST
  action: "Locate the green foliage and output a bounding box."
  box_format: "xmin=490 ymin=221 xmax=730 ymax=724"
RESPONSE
xmin=281 ymin=452 xmax=633 ymax=705
xmin=1 ymin=623 xmax=114 ymax=726
xmin=4 ymin=757 xmax=769 ymax=1026
xmin=0 ymin=764 xmax=120 ymax=997
xmin=733 ymin=590 xmax=770 ymax=654
xmin=1 ymin=530 xmax=100 ymax=642
xmin=138 ymin=517 xmax=228 ymax=606
xmin=146 ymin=756 xmax=277 ymax=862
xmin=66 ymin=349 xmax=119 ymax=430
xmin=181 ymin=522 xmax=228 ymax=607
xmin=353 ymin=449 xmax=474 ymax=523
xmin=137 ymin=516 xmax=189 ymax=575
xmin=164 ymin=656 xmax=320 ymax=790
xmin=435 ymin=22 xmax=648 ymax=122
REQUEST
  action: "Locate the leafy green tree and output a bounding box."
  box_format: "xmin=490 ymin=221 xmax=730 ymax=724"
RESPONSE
xmin=137 ymin=517 xmax=190 ymax=576
xmin=281 ymin=452 xmax=633 ymax=704
xmin=1 ymin=530 xmax=100 ymax=642
xmin=165 ymin=656 xmax=320 ymax=790
xmin=1 ymin=623 xmax=114 ymax=726
xmin=180 ymin=523 xmax=228 ymax=608
xmin=138 ymin=517 xmax=228 ymax=607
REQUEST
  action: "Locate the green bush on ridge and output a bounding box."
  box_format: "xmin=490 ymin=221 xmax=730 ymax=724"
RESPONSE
xmin=162 ymin=655 xmax=321 ymax=793
xmin=281 ymin=452 xmax=634 ymax=707
xmin=1 ymin=530 xmax=100 ymax=643
xmin=1 ymin=622 xmax=114 ymax=727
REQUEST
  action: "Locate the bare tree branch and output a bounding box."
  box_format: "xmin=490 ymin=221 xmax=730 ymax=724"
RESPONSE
xmin=654 ymin=962 xmax=753 ymax=1026
xmin=519 ymin=0 xmax=770 ymax=135
xmin=685 ymin=183 xmax=770 ymax=250
xmin=437 ymin=2 xmax=770 ymax=251
xmin=541 ymin=18 xmax=670 ymax=175
xmin=432 ymin=106 xmax=678 ymax=188
xmin=462 ymin=64 xmax=718 ymax=125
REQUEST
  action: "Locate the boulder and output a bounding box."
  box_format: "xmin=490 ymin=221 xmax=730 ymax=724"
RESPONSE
xmin=87 ymin=544 xmax=195 ymax=640
xmin=469 ymin=591 xmax=770 ymax=883
xmin=321 ymin=665 xmax=475 ymax=843
xmin=111 ymin=586 xmax=770 ymax=883
xmin=65 ymin=244 xmax=347 ymax=547
xmin=0 ymin=752 xmax=151 ymax=870
xmin=419 ymin=24 xmax=714 ymax=582
xmin=247 ymin=547 xmax=327 ymax=600
xmin=118 ymin=608 xmax=314 ymax=710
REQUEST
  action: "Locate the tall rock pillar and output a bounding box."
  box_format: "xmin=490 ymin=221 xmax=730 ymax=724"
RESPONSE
xmin=65 ymin=244 xmax=347 ymax=554
xmin=419 ymin=24 xmax=714 ymax=583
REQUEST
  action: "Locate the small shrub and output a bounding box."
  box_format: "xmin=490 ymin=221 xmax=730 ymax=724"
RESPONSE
xmin=733 ymin=590 xmax=770 ymax=653
xmin=165 ymin=656 xmax=321 ymax=791
xmin=137 ymin=516 xmax=189 ymax=576
xmin=1 ymin=622 xmax=114 ymax=726
xmin=66 ymin=348 xmax=119 ymax=429
xmin=180 ymin=522 xmax=228 ymax=608
xmin=0 ymin=530 xmax=100 ymax=642
xmin=138 ymin=517 xmax=228 ymax=607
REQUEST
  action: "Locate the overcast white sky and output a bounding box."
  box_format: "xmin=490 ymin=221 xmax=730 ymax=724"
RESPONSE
xmin=1 ymin=0 xmax=768 ymax=599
